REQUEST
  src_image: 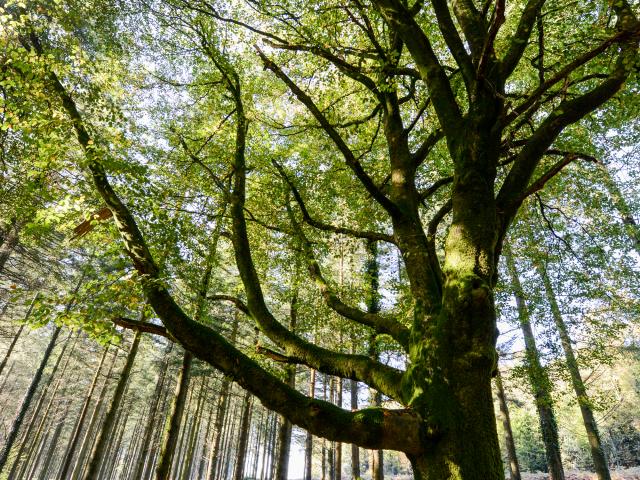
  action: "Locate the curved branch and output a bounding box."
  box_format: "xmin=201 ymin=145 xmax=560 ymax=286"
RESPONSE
xmin=273 ymin=161 xmax=396 ymax=244
xmin=28 ymin=30 xmax=415 ymax=442
xmin=255 ymin=47 xmax=401 ymax=219
xmin=208 ymin=294 xmax=250 ymax=316
xmin=286 ymin=203 xmax=410 ymax=350
xmin=224 ymin=50 xmax=406 ymax=402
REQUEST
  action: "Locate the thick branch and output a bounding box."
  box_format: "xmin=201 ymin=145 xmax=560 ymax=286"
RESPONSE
xmin=113 ymin=317 xmax=169 ymax=337
xmin=497 ymin=4 xmax=639 ymax=227
xmin=499 ymin=0 xmax=546 ymax=79
xmin=28 ymin=31 xmax=414 ymax=442
xmin=429 ymin=0 xmax=475 ymax=87
xmin=227 ymin=51 xmax=406 ymax=401
xmin=371 ymin=0 xmax=463 ymax=137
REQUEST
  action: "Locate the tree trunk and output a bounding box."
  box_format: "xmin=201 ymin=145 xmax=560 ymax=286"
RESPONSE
xmin=181 ymin=376 xmax=207 ymax=480
xmin=132 ymin=345 xmax=171 ymax=480
xmin=58 ymin=346 xmax=109 ymax=480
xmin=155 ymin=349 xmax=193 ymax=480
xmin=233 ymin=390 xmax=253 ymax=480
xmin=0 ymin=293 xmax=38 ymax=378
xmin=495 ymin=369 xmax=521 ymax=480
xmin=538 ymin=263 xmax=611 ymax=480
xmin=9 ymin=330 xmax=77 ymax=479
xmin=275 ymin=288 xmax=298 ymax=480
xmin=304 ymin=368 xmax=315 ymax=480
xmin=0 ymin=324 xmax=62 ymax=472
xmin=505 ymin=252 xmax=565 ymax=480
xmin=82 ymin=329 xmax=141 ymax=480
xmin=70 ymin=347 xmax=118 ymax=480
xmin=366 ymin=241 xmax=383 ymax=480
xmin=350 ymin=376 xmax=360 ymax=480
xmin=207 ymin=312 xmax=239 ymax=480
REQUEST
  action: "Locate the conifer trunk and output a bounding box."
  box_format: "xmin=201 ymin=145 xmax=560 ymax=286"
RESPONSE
xmin=132 ymin=346 xmax=171 ymax=480
xmin=233 ymin=390 xmax=253 ymax=480
xmin=0 ymin=293 xmax=38 ymax=378
xmin=0 ymin=218 xmax=22 ymax=275
xmin=70 ymin=347 xmax=118 ymax=480
xmin=505 ymin=252 xmax=564 ymax=480
xmin=538 ymin=264 xmax=611 ymax=480
xmin=304 ymin=368 xmax=315 ymax=480
xmin=350 ymin=376 xmax=360 ymax=480
xmin=495 ymin=369 xmax=521 ymax=480
xmin=59 ymin=346 xmax=109 ymax=479
xmin=82 ymin=329 xmax=141 ymax=480
xmin=155 ymin=349 xmax=193 ymax=480
xmin=0 ymin=324 xmax=62 ymax=472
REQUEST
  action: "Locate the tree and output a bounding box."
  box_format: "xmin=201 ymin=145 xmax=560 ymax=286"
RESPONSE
xmin=5 ymin=1 xmax=640 ymax=479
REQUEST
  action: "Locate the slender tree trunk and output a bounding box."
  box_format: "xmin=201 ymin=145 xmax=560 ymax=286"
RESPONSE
xmin=366 ymin=241 xmax=383 ymax=480
xmin=505 ymin=251 xmax=565 ymax=480
xmin=0 ymin=324 xmax=62 ymax=472
xmin=38 ymin=400 xmax=72 ymax=480
xmin=58 ymin=346 xmax=109 ymax=479
xmin=132 ymin=346 xmax=171 ymax=480
xmin=304 ymin=368 xmax=315 ymax=480
xmin=198 ymin=386 xmax=217 ymax=479
xmin=336 ymin=377 xmax=342 ymax=480
xmin=0 ymin=293 xmax=38 ymax=378
xmin=70 ymin=347 xmax=118 ymax=480
xmin=233 ymin=390 xmax=253 ymax=480
xmin=155 ymin=349 xmax=193 ymax=480
xmin=105 ymin=395 xmax=131 ymax=480
xmin=207 ymin=313 xmax=239 ymax=480
xmin=10 ymin=331 xmax=77 ymax=479
xmin=538 ymin=264 xmax=611 ymax=480
xmin=181 ymin=376 xmax=207 ymax=480
xmin=275 ymin=288 xmax=298 ymax=480
xmin=495 ymin=369 xmax=521 ymax=480
xmin=350 ymin=375 xmax=360 ymax=480
xmin=82 ymin=329 xmax=141 ymax=480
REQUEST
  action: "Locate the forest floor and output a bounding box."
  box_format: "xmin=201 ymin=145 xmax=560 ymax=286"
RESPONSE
xmin=523 ymin=468 xmax=640 ymax=479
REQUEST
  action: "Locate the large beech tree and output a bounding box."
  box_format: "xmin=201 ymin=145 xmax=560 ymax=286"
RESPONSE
xmin=6 ymin=0 xmax=640 ymax=479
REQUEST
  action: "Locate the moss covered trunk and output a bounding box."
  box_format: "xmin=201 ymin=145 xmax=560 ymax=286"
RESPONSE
xmin=400 ymin=125 xmax=505 ymax=480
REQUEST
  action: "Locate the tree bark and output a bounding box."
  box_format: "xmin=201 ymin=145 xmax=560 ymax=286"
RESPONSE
xmin=58 ymin=346 xmax=109 ymax=479
xmin=0 ymin=293 xmax=38 ymax=378
xmin=304 ymin=368 xmax=315 ymax=480
xmin=495 ymin=369 xmax=521 ymax=480
xmin=350 ymin=376 xmax=360 ymax=480
xmin=70 ymin=346 xmax=118 ymax=480
xmin=0 ymin=218 xmax=23 ymax=275
xmin=233 ymin=390 xmax=253 ymax=480
xmin=505 ymin=252 xmax=565 ymax=480
xmin=538 ymin=264 xmax=611 ymax=480
xmin=0 ymin=324 xmax=62 ymax=472
xmin=155 ymin=349 xmax=193 ymax=480
xmin=275 ymin=288 xmax=298 ymax=480
xmin=82 ymin=329 xmax=141 ymax=480
xmin=131 ymin=345 xmax=171 ymax=480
